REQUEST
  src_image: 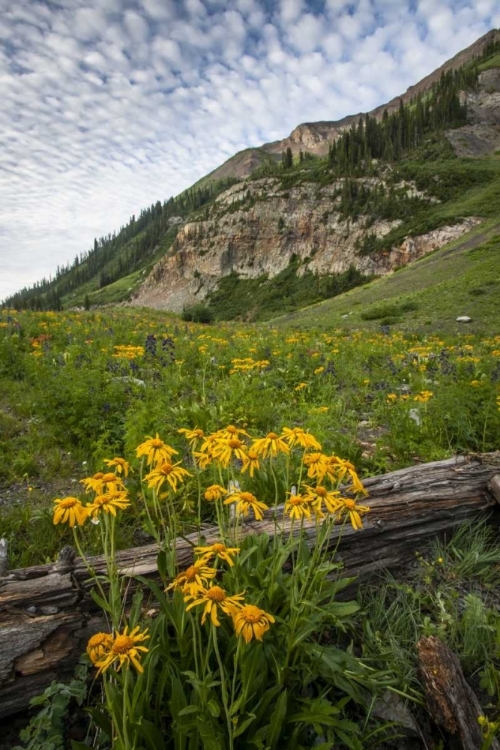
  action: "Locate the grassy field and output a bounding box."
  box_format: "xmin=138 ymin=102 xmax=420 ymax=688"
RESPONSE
xmin=275 ymin=220 xmax=500 ymax=335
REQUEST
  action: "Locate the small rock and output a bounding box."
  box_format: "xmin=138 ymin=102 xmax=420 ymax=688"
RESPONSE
xmin=456 ymin=316 xmax=471 ymax=323
xmin=26 ymin=606 xmax=37 ymax=615
xmin=40 ymin=606 xmax=59 ymax=615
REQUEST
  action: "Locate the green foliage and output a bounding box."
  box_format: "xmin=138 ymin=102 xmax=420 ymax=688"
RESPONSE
xmin=206 ymin=261 xmax=370 ymax=321
xmin=14 ymin=662 xmax=88 ymax=750
xmin=182 ymin=304 xmax=215 ymax=324
xmin=360 ymin=521 xmax=500 ymax=705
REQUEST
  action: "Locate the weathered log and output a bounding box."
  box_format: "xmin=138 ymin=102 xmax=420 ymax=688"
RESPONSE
xmin=1 ymin=453 xmax=499 ymax=719
xmin=417 ymin=636 xmax=500 ymax=750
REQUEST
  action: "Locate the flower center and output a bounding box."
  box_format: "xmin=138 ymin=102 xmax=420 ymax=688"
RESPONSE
xmin=267 ymin=432 xmax=278 ymax=440
xmin=93 ymin=472 xmax=104 ymax=480
xmin=247 ymin=450 xmax=258 ymax=460
xmin=151 ymin=439 xmax=163 ymax=448
xmin=184 ymin=566 xmax=198 ymax=580
xmin=101 ymin=473 xmax=117 ymax=482
xmin=93 ymin=495 xmax=110 ymax=506
xmin=343 ymin=499 xmax=356 ymax=509
xmin=159 ymin=463 xmax=173 ymax=475
xmin=206 ymin=586 xmax=226 ymax=602
xmin=315 ymin=487 xmax=327 ymax=497
xmin=240 ymin=492 xmax=256 ymax=503
xmin=228 ymin=438 xmax=242 ymax=449
xmin=112 ymin=635 xmax=134 ymax=654
xmin=241 ymin=605 xmax=262 ymax=623
xmin=212 ymin=543 xmax=226 ymax=553
xmin=60 ymin=497 xmax=78 ymax=508
xmin=226 ymin=425 xmax=237 ymax=434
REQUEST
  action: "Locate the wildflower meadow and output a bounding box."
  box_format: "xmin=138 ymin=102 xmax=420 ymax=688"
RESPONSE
xmin=1 ymin=307 xmax=500 ymax=749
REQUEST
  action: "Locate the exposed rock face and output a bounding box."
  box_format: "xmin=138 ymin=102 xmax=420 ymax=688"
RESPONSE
xmin=131 ymin=178 xmax=480 ymax=312
xmin=446 ymin=68 xmax=500 ymax=156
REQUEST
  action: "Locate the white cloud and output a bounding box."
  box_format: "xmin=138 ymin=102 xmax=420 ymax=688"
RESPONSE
xmin=0 ymin=0 xmax=497 ymax=301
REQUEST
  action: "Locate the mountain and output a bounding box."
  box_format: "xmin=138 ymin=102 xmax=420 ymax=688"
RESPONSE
xmin=4 ymin=29 xmax=500 ymax=321
xmin=199 ymin=28 xmax=500 ymax=180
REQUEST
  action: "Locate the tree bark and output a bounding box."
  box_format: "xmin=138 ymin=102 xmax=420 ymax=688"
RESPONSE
xmin=1 ymin=452 xmax=499 ymax=719
xmin=417 ymin=636 xmax=500 ymax=750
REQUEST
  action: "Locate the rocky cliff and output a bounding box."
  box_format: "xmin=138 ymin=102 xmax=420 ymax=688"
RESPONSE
xmin=131 ymin=176 xmax=480 ymax=312
xmin=446 ymin=67 xmax=500 ymax=156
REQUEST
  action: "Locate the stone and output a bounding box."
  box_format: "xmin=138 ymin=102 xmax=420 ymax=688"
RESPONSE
xmin=456 ymin=316 xmax=472 ymax=323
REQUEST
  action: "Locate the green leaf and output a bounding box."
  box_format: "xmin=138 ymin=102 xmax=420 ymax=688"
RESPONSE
xmin=89 ymin=588 xmax=112 ymax=613
xmin=268 ymin=689 xmax=288 ymax=749
xmin=207 ymin=700 xmax=221 ymax=718
xmin=233 ymin=713 xmax=257 ymax=738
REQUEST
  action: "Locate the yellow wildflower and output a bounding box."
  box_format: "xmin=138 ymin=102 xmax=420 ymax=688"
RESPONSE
xmin=204 ymin=484 xmax=228 ymax=502
xmin=284 ymin=492 xmax=314 ymax=521
xmin=136 ymin=434 xmax=178 ymax=467
xmin=224 ymin=490 xmax=269 ymax=521
xmin=88 ymin=490 xmax=130 ymax=518
xmin=211 ymin=437 xmax=248 ymax=468
xmin=94 ymin=625 xmax=149 ymax=675
xmin=166 ymin=561 xmax=217 ymax=595
xmin=144 ymin=461 xmax=191 ymax=493
xmin=194 ymin=542 xmax=240 ymax=567
xmin=233 ymin=604 xmax=275 ymax=643
xmin=86 ymin=632 xmax=113 ymax=664
xmin=185 ymin=584 xmax=245 ymax=626
xmin=338 ymin=498 xmax=370 ymax=530
xmin=303 ymin=485 xmax=342 ymax=515
xmin=303 ymin=452 xmax=330 ymax=482
xmin=281 ymin=427 xmax=322 ymax=451
xmin=178 ymin=427 xmax=205 ymax=448
xmin=104 ymin=457 xmax=132 ymax=477
xmin=240 ymin=448 xmax=260 ymax=477
xmin=53 ymin=496 xmax=88 ymax=527
xmin=250 ymin=432 xmax=289 ymax=459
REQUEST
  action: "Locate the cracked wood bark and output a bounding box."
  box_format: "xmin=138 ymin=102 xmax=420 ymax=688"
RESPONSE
xmin=417 ymin=636 xmax=500 ymax=750
xmin=1 ymin=452 xmax=499 ymax=719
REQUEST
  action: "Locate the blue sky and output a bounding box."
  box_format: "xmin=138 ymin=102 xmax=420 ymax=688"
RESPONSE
xmin=0 ymin=0 xmax=498 ymax=301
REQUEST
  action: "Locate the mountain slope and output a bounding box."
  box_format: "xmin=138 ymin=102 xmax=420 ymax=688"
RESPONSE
xmin=270 ymin=218 xmax=500 ymax=336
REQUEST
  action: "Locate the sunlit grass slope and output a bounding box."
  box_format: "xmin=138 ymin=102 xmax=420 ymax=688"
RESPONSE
xmin=274 ymin=219 xmax=500 ymax=336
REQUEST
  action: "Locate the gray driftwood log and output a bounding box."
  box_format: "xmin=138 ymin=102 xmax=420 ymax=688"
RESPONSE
xmin=1 ymin=453 xmax=499 ymax=719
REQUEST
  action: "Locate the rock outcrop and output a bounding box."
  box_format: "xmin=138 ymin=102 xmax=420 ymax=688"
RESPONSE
xmin=446 ymin=68 xmax=500 ymax=156
xmin=131 ymin=177 xmax=480 ymax=312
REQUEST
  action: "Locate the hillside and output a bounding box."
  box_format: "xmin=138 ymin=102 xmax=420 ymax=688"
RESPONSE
xmin=272 ymin=219 xmax=500 ymax=336
xmin=3 ymin=29 xmax=500 ymax=319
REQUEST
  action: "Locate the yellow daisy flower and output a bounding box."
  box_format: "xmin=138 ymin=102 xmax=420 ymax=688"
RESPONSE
xmin=211 ymin=437 xmax=248 ymax=468
xmin=86 ymin=632 xmax=113 ymax=664
xmin=80 ymin=472 xmax=125 ymax=495
xmin=250 ymin=432 xmax=289 ymax=459
xmin=338 ymin=498 xmax=370 ymax=530
xmin=178 ymin=427 xmax=205 ymax=448
xmin=144 ymin=461 xmax=191 ymax=492
xmin=303 ymin=452 xmax=330 ymax=481
xmin=104 ymin=457 xmax=132 ymax=477
xmin=233 ymin=604 xmax=275 ymax=643
xmin=240 ymin=448 xmax=260 ymax=477
xmin=185 ymin=584 xmax=245 ymax=626
xmin=224 ymin=491 xmax=269 ymax=521
xmin=204 ymin=484 xmax=228 ymax=502
xmin=281 ymin=427 xmax=322 ymax=451
xmin=194 ymin=542 xmax=240 ymax=567
xmin=166 ymin=561 xmax=217 ymax=595
xmin=283 ymin=492 xmax=314 ymax=521
xmin=94 ymin=625 xmax=149 ymax=675
xmin=303 ymin=485 xmax=342 ymax=515
xmin=88 ymin=490 xmax=130 ymax=518
xmin=136 ymin=434 xmax=178 ymax=467
xmin=53 ymin=496 xmax=88 ymax=527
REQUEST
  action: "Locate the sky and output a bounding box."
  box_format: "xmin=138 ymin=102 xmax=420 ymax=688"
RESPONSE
xmin=0 ymin=0 xmax=498 ymax=302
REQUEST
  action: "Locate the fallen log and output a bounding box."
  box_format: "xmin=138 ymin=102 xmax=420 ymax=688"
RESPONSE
xmin=1 ymin=452 xmax=499 ymax=719
xmin=417 ymin=635 xmax=500 ymax=750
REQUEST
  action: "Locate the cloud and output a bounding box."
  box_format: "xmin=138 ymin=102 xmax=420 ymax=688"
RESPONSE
xmin=0 ymin=0 xmax=497 ymax=300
